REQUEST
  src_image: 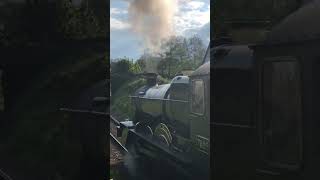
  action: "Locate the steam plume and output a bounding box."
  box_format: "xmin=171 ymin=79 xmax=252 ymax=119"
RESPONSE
xmin=127 ymin=0 xmax=177 ymax=53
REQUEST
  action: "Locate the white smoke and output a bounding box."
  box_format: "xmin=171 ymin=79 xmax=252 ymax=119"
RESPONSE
xmin=127 ymin=0 xmax=178 ymax=54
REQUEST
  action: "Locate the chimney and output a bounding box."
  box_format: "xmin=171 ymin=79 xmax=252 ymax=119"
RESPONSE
xmin=142 ymin=73 xmax=157 ymax=87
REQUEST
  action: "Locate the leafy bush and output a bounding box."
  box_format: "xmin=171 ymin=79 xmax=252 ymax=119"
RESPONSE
xmin=111 ymin=78 xmax=146 ymax=118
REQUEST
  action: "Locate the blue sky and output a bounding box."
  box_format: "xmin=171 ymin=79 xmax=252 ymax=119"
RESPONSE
xmin=110 ymin=0 xmax=210 ymax=60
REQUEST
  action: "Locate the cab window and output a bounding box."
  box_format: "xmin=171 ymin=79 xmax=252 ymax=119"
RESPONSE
xmin=191 ymin=79 xmax=204 ymax=115
xmin=0 ymin=70 xmax=4 ymax=111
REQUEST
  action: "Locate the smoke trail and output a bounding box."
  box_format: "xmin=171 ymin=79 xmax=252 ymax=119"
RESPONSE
xmin=127 ymin=0 xmax=177 ymax=53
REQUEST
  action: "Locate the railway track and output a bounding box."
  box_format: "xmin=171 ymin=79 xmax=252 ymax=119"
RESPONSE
xmin=110 ymin=132 xmax=128 ymax=154
xmin=109 ymin=115 xmax=127 ymax=165
xmin=110 ymin=115 xmax=120 ymax=128
xmin=110 ymin=114 xmax=131 ymax=152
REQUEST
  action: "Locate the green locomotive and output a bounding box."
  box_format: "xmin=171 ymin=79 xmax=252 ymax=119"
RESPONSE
xmin=116 ymin=43 xmax=210 ymax=177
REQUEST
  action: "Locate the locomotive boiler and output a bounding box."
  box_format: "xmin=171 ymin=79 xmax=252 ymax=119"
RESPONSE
xmin=131 ymin=73 xmax=190 ymax=140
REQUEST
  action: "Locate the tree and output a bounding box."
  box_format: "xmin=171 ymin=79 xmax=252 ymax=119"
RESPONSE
xmin=134 ymin=35 xmax=206 ymax=79
xmin=156 ymin=35 xmax=205 ymax=78
xmin=136 ymin=58 xmax=146 ymax=71
xmin=187 ymin=36 xmax=206 ymax=67
xmin=112 ymin=59 xmax=131 ymax=75
xmin=56 ymin=0 xmax=102 ymax=39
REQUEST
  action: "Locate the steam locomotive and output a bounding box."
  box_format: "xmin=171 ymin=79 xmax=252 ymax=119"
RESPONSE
xmin=116 ymin=1 xmax=320 ymax=179
xmin=116 ymin=43 xmax=210 ymax=177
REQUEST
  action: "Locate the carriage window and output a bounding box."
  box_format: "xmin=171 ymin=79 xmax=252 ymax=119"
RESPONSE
xmin=262 ymin=60 xmax=302 ymax=166
xmin=0 ymin=70 xmax=4 ymax=111
xmin=191 ymin=80 xmax=204 ymax=115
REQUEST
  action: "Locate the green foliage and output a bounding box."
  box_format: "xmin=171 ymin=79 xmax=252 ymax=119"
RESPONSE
xmin=0 ymin=0 xmax=106 ymax=47
xmin=4 ymin=51 xmax=107 ymax=180
xmin=111 ymin=59 xmax=131 ymax=74
xmin=112 ymin=58 xmax=143 ymax=75
xmin=110 ymin=168 xmax=122 ymax=180
xmin=157 ymin=75 xmax=170 ymax=84
xmin=111 ymin=58 xmax=144 ymax=94
xmin=129 ymin=61 xmax=143 ymax=74
xmin=111 ymin=78 xmax=146 ymax=118
xmin=127 ymin=78 xmax=146 ymax=92
xmin=155 ymin=35 xmax=206 ymax=78
xmin=57 ymin=0 xmax=103 ymax=39
xmin=136 ymin=58 xmax=146 ymax=71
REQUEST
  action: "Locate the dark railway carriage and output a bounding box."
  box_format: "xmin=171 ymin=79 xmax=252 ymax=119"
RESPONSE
xmin=213 ymin=1 xmax=320 ymax=179
xmin=212 ymin=45 xmax=256 ymax=179
xmin=252 ymin=1 xmax=320 ymax=179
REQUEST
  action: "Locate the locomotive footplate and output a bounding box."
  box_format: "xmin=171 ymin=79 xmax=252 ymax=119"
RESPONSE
xmin=129 ymin=129 xmax=192 ymax=164
xmin=127 ymin=129 xmax=195 ymax=178
xmin=116 ymin=120 xmax=135 ymax=137
xmin=117 ymin=121 xmax=195 ymax=176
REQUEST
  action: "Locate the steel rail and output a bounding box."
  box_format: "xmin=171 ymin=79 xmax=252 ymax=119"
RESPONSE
xmin=109 ymin=115 xmax=120 ymax=126
xmin=109 ymin=115 xmax=128 ymax=154
xmin=110 ymin=133 xmax=128 ymax=153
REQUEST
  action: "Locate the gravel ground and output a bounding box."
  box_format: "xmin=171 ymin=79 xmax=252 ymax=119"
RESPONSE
xmin=110 ymin=140 xmax=124 ymax=165
xmin=110 ymin=120 xmax=124 ymax=165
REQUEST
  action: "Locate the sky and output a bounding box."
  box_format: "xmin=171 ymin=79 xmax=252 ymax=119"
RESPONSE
xmin=110 ymin=0 xmax=210 ymax=60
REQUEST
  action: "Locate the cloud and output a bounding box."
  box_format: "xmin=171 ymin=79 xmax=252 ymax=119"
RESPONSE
xmin=184 ymin=1 xmax=205 ymax=10
xmin=110 ymin=18 xmax=130 ymax=30
xmin=111 ymin=8 xmax=128 ymax=15
xmin=174 ymin=0 xmax=210 ymax=35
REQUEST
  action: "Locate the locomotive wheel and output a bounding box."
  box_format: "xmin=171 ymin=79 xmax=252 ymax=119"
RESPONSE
xmin=156 ymin=134 xmax=170 ymax=146
xmin=135 ymin=122 xmax=153 ymax=137
xmin=154 ymin=123 xmax=172 ymax=147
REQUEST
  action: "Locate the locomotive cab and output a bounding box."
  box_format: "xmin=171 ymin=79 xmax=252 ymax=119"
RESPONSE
xmin=188 ymin=61 xmax=210 ymax=175
xmin=165 ymin=75 xmax=190 ymax=137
